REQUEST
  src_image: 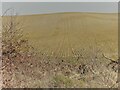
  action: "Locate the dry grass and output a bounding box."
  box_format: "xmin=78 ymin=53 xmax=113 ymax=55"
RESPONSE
xmin=2 ymin=12 xmax=118 ymax=88
xmin=21 ymin=12 xmax=118 ymax=60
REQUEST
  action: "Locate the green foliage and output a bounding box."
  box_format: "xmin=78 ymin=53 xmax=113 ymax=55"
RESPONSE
xmin=53 ymin=74 xmax=73 ymax=88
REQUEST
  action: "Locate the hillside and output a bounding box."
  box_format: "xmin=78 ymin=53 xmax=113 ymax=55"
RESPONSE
xmin=21 ymin=13 xmax=118 ymax=60
xmin=2 ymin=12 xmax=118 ymax=88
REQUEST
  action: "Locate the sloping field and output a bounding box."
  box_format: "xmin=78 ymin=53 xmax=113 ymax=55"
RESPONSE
xmin=20 ymin=12 xmax=118 ymax=60
xmin=2 ymin=13 xmax=118 ymax=88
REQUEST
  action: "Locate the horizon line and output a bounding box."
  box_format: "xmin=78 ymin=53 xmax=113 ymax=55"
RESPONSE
xmin=2 ymin=11 xmax=118 ymax=16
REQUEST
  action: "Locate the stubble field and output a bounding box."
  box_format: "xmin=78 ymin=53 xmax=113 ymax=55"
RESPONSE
xmin=22 ymin=12 xmax=118 ymax=60
xmin=2 ymin=12 xmax=118 ymax=88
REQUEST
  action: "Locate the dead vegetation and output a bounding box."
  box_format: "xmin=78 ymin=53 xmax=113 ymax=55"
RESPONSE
xmin=1 ymin=11 xmax=118 ymax=88
xmin=2 ymin=11 xmax=39 ymax=88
